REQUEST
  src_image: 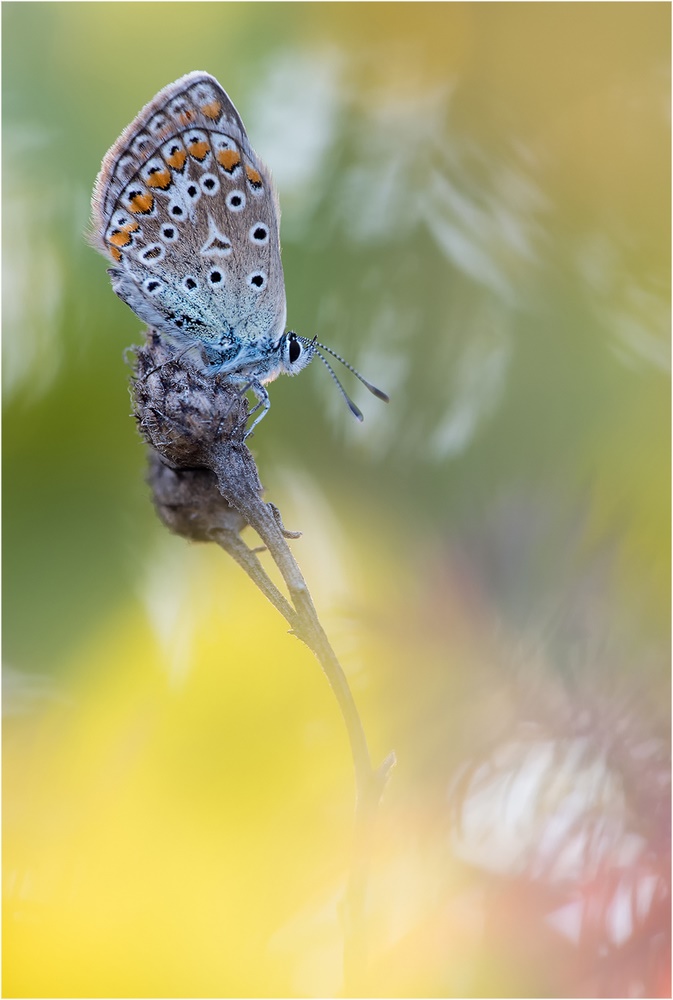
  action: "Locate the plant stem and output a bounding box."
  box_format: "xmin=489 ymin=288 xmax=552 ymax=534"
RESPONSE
xmin=137 ymin=337 xmax=395 ymax=994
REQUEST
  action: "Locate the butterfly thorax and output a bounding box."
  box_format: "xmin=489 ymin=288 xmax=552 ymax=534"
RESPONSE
xmin=204 ymin=335 xmax=284 ymax=383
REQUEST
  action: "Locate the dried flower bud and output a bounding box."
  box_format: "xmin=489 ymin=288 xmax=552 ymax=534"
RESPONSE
xmin=131 ymin=328 xmax=266 ymax=539
xmin=147 ymin=450 xmax=247 ymax=542
xmin=133 ymin=329 xmax=247 ymax=469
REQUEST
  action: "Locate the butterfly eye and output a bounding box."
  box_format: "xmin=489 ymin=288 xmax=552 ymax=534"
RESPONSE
xmin=289 ymin=337 xmax=301 ymax=364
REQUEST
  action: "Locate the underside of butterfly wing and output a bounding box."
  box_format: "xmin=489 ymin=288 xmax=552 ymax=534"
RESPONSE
xmin=91 ymin=72 xmax=286 ymax=355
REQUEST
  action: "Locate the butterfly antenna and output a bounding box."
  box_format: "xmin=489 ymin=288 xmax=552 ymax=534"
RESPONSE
xmin=311 ymin=339 xmax=390 ymax=403
xmin=313 ymin=348 xmax=364 ymax=422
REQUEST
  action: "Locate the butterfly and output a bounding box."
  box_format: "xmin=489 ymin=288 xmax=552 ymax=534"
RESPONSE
xmin=90 ymin=71 xmax=388 ymax=435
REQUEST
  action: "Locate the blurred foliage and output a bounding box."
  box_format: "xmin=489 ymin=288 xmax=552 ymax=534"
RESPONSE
xmin=3 ymin=3 xmax=669 ymax=997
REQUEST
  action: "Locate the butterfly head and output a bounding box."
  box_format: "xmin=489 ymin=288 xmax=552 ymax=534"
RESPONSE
xmin=278 ymin=331 xmax=316 ymax=376
xmin=278 ymin=331 xmax=389 ymax=422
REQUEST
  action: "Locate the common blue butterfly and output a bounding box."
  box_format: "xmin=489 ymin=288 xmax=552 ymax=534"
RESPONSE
xmin=90 ymin=71 xmax=388 ymax=434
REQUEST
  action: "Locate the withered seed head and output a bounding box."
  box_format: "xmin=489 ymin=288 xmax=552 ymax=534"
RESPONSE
xmin=133 ymin=329 xmax=248 ymax=469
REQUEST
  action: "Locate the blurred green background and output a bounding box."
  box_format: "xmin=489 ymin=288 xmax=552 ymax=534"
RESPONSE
xmin=3 ymin=3 xmax=670 ymax=997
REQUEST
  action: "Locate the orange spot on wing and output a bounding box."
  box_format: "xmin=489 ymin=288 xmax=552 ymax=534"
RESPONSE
xmin=110 ymin=246 xmax=122 ymax=262
xmin=217 ymin=149 xmax=241 ymax=172
xmin=147 ymin=169 xmax=172 ymax=189
xmin=245 ymin=165 xmax=262 ymax=187
xmin=122 ymin=220 xmax=140 ymax=233
xmin=201 ymin=100 xmax=222 ymax=120
xmin=177 ymin=110 xmax=195 ymax=125
xmin=165 ymin=148 xmax=187 ymax=170
xmin=188 ymin=139 xmax=209 ymax=160
xmin=129 ymin=191 xmax=154 ymax=214
xmin=109 ymin=230 xmax=131 ymax=247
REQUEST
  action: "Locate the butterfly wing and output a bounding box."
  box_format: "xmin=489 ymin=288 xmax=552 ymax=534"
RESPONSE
xmin=91 ymin=72 xmax=286 ymax=356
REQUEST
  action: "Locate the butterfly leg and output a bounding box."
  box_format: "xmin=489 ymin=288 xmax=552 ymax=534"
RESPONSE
xmin=245 ymin=380 xmax=271 ymax=437
xmin=228 ymin=376 xmax=270 ymax=438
